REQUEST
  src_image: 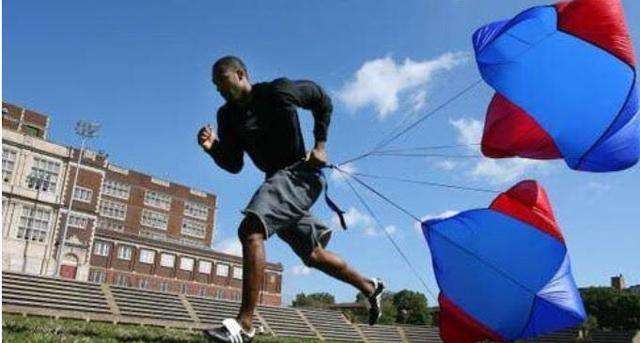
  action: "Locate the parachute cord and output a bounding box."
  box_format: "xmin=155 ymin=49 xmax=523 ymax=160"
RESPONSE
xmin=333 ymin=166 xmax=439 ymax=303
xmin=372 ymin=78 xmax=483 ymax=152
xmin=337 ymin=78 xmax=483 ymax=167
xmin=373 ymin=143 xmax=482 ymax=154
xmin=333 ymin=166 xmax=422 ymax=222
xmin=369 ymin=152 xmax=484 ymax=159
xmin=351 ymin=172 xmax=501 ymax=194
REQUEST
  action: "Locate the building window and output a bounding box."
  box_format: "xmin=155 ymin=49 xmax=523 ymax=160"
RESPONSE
xmin=102 ymin=179 xmax=130 ymax=200
xmin=269 ymin=275 xmax=276 ymax=284
xmin=2 ymin=147 xmax=17 ymax=183
xmin=23 ymin=125 xmax=42 ymax=137
xmin=93 ymin=241 xmax=110 ymax=256
xmin=181 ymin=218 xmax=206 ymax=239
xmin=28 ymin=157 xmax=60 ymax=192
xmin=214 ymin=289 xmax=223 ymax=300
xmin=139 ymin=249 xmax=155 ymax=264
xmin=184 ymin=201 xmax=209 ymax=220
xmin=233 ymin=266 xmax=243 ymax=280
xmin=139 ymin=278 xmax=149 ymax=290
xmin=17 ymin=206 xmax=51 ymax=242
xmin=99 ymin=199 xmax=127 ymax=220
xmin=89 ymin=270 xmax=107 ymax=284
xmin=141 ymin=209 xmax=168 ymax=230
xmin=180 ymin=283 xmax=188 ymax=294
xmin=67 ymin=213 xmax=88 ymax=229
xmin=73 ymin=186 xmax=93 ymax=203
xmin=198 ymin=261 xmax=212 ymax=274
xmin=144 ymin=190 xmax=171 ymax=210
xmin=117 ymin=245 xmax=133 ymax=260
xmin=216 ymin=264 xmax=229 ymax=277
xmin=159 ymin=282 xmax=169 ymax=293
xmin=160 ymin=253 xmax=175 ymax=268
xmin=198 ymin=287 xmax=207 ymax=297
xmin=116 ymin=274 xmax=130 ymax=287
xmin=97 ymin=218 xmax=124 ymax=232
xmin=180 ymin=257 xmax=194 ymax=271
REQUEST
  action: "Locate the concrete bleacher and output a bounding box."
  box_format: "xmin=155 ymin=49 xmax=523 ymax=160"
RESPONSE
xmin=398 ymin=324 xmax=443 ymax=343
xmin=299 ymin=308 xmax=365 ymax=341
xmin=519 ymin=328 xmax=640 ymax=343
xmin=2 ymin=271 xmax=112 ymax=320
xmin=188 ymin=295 xmax=263 ymax=329
xmin=110 ymin=286 xmax=193 ymax=323
xmin=590 ymin=330 xmax=640 ymax=343
xmin=257 ymin=305 xmax=320 ymax=339
xmin=358 ymin=324 xmax=404 ymax=342
xmin=4 ymin=272 xmax=638 ymax=342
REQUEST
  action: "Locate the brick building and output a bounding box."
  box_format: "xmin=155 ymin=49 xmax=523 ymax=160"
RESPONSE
xmin=2 ymin=103 xmax=70 ymax=276
xmin=2 ymin=101 xmax=282 ymax=305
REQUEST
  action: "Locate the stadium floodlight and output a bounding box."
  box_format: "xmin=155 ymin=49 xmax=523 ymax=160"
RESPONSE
xmin=55 ymin=120 xmax=101 ymax=277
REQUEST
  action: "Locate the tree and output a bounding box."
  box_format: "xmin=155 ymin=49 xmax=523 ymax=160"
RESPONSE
xmin=580 ymin=315 xmax=599 ymax=336
xmin=392 ymin=290 xmax=431 ymax=325
xmin=291 ymin=292 xmax=335 ymax=309
xmin=580 ymin=287 xmax=640 ymax=331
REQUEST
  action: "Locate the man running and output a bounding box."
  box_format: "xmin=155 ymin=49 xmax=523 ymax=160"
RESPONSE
xmin=198 ymin=56 xmax=384 ymax=343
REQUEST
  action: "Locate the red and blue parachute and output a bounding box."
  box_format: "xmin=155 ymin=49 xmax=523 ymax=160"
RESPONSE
xmin=422 ymin=180 xmax=585 ymax=342
xmin=473 ymin=0 xmax=639 ymax=172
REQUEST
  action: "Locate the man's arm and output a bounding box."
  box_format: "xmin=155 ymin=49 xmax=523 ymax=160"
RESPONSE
xmin=198 ymin=109 xmax=244 ymax=174
xmin=275 ymin=79 xmax=333 ymax=166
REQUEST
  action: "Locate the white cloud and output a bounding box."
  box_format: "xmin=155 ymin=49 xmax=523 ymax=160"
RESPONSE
xmin=384 ymin=225 xmax=397 ymax=235
xmin=436 ymin=160 xmax=457 ymax=171
xmin=586 ymin=181 xmax=611 ymax=192
xmin=363 ymin=226 xmax=378 ymax=237
xmin=214 ymin=238 xmax=243 ymax=257
xmin=585 ymin=181 xmax=611 ymax=196
xmin=364 ymin=224 xmax=397 ymax=237
xmin=338 ymin=52 xmax=468 ymax=119
xmin=411 ymin=90 xmax=427 ymax=112
xmin=450 ymin=118 xmax=483 ymax=148
xmin=330 ymin=163 xmax=357 ymax=183
xmin=333 ymin=207 xmax=373 ymax=229
xmin=414 ymin=211 xmax=459 ymax=232
xmin=291 ymin=265 xmax=312 ymax=276
xmin=449 ymin=117 xmax=548 ymax=184
xmin=471 ymin=158 xmax=546 ymax=184
xmin=332 ymin=207 xmax=397 ymax=237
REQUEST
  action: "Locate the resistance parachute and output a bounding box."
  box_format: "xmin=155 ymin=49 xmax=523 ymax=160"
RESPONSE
xmin=422 ymin=180 xmax=585 ymax=342
xmin=473 ymin=0 xmax=639 ymax=172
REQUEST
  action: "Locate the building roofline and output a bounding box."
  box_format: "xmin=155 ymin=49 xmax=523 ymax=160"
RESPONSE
xmin=105 ymin=162 xmax=217 ymax=200
xmin=95 ymin=229 xmax=283 ymax=271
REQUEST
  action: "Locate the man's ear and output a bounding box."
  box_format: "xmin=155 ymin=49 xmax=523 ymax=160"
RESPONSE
xmin=237 ymin=68 xmax=248 ymax=82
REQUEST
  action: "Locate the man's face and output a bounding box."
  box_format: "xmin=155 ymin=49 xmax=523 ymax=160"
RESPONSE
xmin=213 ymin=68 xmax=244 ymax=103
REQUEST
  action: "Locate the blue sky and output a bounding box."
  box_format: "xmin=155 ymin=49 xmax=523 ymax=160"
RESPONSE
xmin=4 ymin=0 xmax=639 ymax=305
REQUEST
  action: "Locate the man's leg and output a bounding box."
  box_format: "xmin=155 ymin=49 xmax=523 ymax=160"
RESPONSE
xmin=237 ymin=215 xmax=266 ymax=332
xmin=305 ymin=246 xmax=375 ymax=296
xmin=305 ymin=245 xmax=385 ymax=325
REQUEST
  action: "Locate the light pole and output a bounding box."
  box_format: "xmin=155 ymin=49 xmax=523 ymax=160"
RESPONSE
xmin=22 ymin=170 xmax=51 ymax=274
xmin=55 ymin=120 xmax=100 ymax=277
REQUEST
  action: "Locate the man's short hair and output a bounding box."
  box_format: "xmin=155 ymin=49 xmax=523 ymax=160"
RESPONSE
xmin=212 ymin=56 xmax=247 ymax=78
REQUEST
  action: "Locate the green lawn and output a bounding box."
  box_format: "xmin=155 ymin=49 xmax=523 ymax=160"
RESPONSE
xmin=2 ymin=314 xmax=328 ymax=343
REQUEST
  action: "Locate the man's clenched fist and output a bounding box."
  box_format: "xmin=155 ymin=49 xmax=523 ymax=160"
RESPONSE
xmin=198 ymin=124 xmax=218 ymax=151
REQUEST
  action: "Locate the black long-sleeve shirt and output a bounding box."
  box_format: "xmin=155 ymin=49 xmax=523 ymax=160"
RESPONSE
xmin=207 ymin=78 xmax=333 ymax=177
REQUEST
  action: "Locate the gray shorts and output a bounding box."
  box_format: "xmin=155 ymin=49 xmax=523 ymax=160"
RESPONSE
xmin=242 ymin=161 xmax=333 ymax=263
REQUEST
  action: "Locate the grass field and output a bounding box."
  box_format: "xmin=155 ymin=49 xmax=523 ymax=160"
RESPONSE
xmin=2 ymin=314 xmax=330 ymax=343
